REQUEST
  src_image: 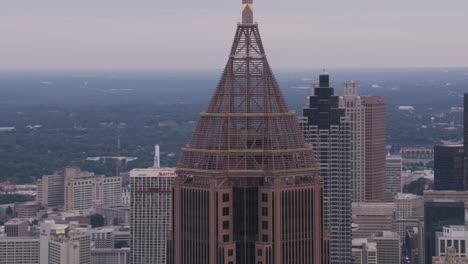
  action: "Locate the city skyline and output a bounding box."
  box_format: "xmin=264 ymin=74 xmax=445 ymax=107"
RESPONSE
xmin=1 ymin=0 xmax=468 ymax=70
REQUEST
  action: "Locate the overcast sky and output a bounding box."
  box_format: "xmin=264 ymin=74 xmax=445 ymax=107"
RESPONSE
xmin=1 ymin=0 xmax=468 ymax=70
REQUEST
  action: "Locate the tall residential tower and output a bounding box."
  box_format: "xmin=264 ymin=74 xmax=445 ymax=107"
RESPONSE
xmin=171 ymin=1 xmax=326 ymax=263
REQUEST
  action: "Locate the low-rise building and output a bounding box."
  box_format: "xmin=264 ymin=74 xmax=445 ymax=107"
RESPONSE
xmin=0 ymin=236 xmax=40 ymax=264
xmin=352 ymin=238 xmax=378 ymax=264
xmin=352 ymin=202 xmax=396 ymax=239
xmin=91 ymin=248 xmax=130 ymax=264
xmin=371 ymin=231 xmax=401 ymax=264
xmin=4 ymin=218 xmax=29 ymax=237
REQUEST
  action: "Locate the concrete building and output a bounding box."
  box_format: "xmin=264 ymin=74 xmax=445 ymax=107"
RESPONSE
xmin=434 ymin=247 xmax=468 ymax=264
xmin=340 ymin=83 xmax=387 ymax=202
xmin=424 ymin=190 xmax=468 ymax=212
xmin=4 ymin=218 xmax=29 ymax=237
xmin=435 ymin=226 xmax=468 ymax=258
xmin=300 ymin=72 xmax=352 ymax=264
xmin=340 ymin=82 xmax=367 ymax=203
xmin=395 ymin=193 xmax=424 ymax=247
xmin=91 ymin=226 xmax=116 ymax=249
xmin=362 ymin=96 xmax=387 ymax=202
xmin=37 ymin=173 xmax=64 ymax=208
xmin=121 ymin=186 xmax=130 ymax=205
xmin=40 ymin=220 xmax=91 ymax=264
xmin=385 ymin=155 xmax=403 ymax=202
xmin=63 ymin=167 xmax=122 ymax=211
xmin=91 ymin=248 xmax=130 ymax=264
xmin=97 ymin=204 xmax=129 ymax=225
xmin=352 ymin=202 xmax=396 ymax=239
xmin=130 ymin=167 xmax=176 ymax=264
xmin=371 ymin=231 xmax=401 ymax=264
xmin=352 ymin=238 xmax=378 ymax=264
xmin=434 ymin=145 xmax=465 ymax=191
xmin=0 ymin=237 xmax=40 ymax=264
xmin=14 ymin=201 xmax=41 ymax=218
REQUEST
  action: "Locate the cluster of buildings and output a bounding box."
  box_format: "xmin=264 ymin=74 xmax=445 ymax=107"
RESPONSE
xmin=2 ymin=1 xmax=468 ymax=264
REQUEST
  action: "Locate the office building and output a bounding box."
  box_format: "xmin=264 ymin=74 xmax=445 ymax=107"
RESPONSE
xmin=91 ymin=227 xmax=115 ymax=249
xmin=14 ymin=201 xmax=41 ymax=218
xmin=425 ymin=200 xmax=465 ymax=264
xmin=64 ymin=167 xmax=122 ymax=211
xmin=385 ymin=155 xmax=402 ymax=202
xmin=352 ymin=202 xmax=396 ymax=239
xmin=40 ymin=220 xmax=91 ymax=264
xmin=300 ymin=72 xmax=352 ymax=263
xmin=4 ymin=218 xmax=29 ymax=237
xmin=130 ymin=167 xmax=176 ymax=264
xmin=37 ymin=172 xmax=64 ymax=208
xmin=362 ymin=96 xmax=387 ymax=201
xmin=352 ymin=238 xmax=378 ymax=264
xmin=371 ymin=231 xmax=401 ymax=264
xmin=171 ymin=1 xmax=325 ymax=263
xmin=433 ymin=247 xmax=468 ymax=264
xmin=97 ymin=204 xmax=129 ymax=225
xmin=91 ymin=248 xmax=130 ymax=264
xmin=340 ymin=82 xmax=367 ymax=202
xmin=435 ymin=226 xmax=468 ymax=258
xmin=0 ymin=237 xmax=40 ymax=264
xmin=434 ymin=145 xmax=465 ymax=191
xmin=464 ymin=94 xmax=468 ymax=190
xmin=340 ymin=83 xmax=387 ymax=202
xmin=395 ymin=193 xmax=424 ymax=247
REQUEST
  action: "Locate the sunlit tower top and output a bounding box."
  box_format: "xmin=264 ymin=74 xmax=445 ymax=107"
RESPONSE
xmin=242 ymin=0 xmax=254 ymax=24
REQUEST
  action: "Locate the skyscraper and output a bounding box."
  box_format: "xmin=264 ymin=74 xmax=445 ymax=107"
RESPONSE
xmin=464 ymin=94 xmax=468 ymax=190
xmin=340 ymin=82 xmax=366 ymax=202
xmin=434 ymin=145 xmax=464 ymax=191
xmin=130 ymin=167 xmax=176 ymax=264
xmin=340 ymin=83 xmax=387 ymax=202
xmin=301 ymin=72 xmax=352 ymax=264
xmin=362 ymin=96 xmax=387 ymax=202
xmin=171 ymin=1 xmax=325 ymax=263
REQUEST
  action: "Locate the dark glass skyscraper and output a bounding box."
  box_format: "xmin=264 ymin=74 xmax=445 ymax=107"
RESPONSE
xmin=300 ymin=73 xmax=352 ymax=264
xmin=424 ymin=200 xmax=465 ymax=264
xmin=171 ymin=1 xmax=326 ymax=263
xmin=434 ymin=145 xmax=464 ymax=191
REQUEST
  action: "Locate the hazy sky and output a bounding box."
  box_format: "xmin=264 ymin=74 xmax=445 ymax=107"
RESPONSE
xmin=1 ymin=0 xmax=468 ymax=70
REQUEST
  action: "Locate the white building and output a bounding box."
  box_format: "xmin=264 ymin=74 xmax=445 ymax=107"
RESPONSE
xmin=385 ymin=155 xmax=402 ymax=202
xmin=130 ymin=167 xmax=176 ymax=264
xmin=340 ymin=82 xmax=367 ymax=203
xmin=63 ymin=167 xmax=122 ymax=211
xmin=352 ymin=238 xmax=378 ymax=264
xmin=436 ymin=226 xmax=468 ymax=258
xmin=40 ymin=220 xmax=91 ymax=264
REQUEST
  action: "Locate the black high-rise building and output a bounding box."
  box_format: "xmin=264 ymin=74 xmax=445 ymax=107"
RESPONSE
xmin=301 ymin=73 xmax=352 ymax=264
xmin=424 ymin=200 xmax=465 ymax=264
xmin=434 ymin=145 xmax=464 ymax=191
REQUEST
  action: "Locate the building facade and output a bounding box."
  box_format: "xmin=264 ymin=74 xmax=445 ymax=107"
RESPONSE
xmin=385 ymin=155 xmax=402 ymax=202
xmin=0 ymin=237 xmax=40 ymax=264
xmin=91 ymin=248 xmax=130 ymax=264
xmin=4 ymin=218 xmax=29 ymax=237
xmin=425 ymin=200 xmax=465 ymax=264
xmin=37 ymin=173 xmax=64 ymax=208
xmin=340 ymin=82 xmax=367 ymax=202
xmin=435 ymin=226 xmax=468 ymax=258
xmin=371 ymin=231 xmax=401 ymax=264
xmin=130 ymin=167 xmax=176 ymax=264
xmin=171 ymin=2 xmax=325 ymax=263
xmin=64 ymin=167 xmax=122 ymax=211
xmin=362 ymin=96 xmax=387 ymax=202
xmin=352 ymin=202 xmax=396 ymax=239
xmin=300 ymin=72 xmax=352 ymax=264
xmin=352 ymin=238 xmax=378 ymax=264
xmin=434 ymin=145 xmax=465 ymax=191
